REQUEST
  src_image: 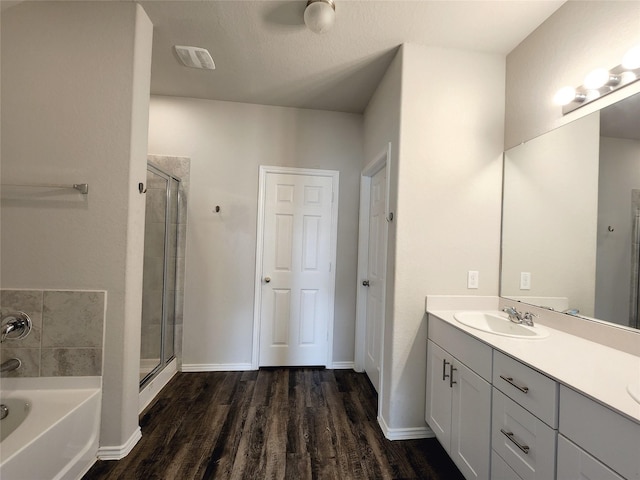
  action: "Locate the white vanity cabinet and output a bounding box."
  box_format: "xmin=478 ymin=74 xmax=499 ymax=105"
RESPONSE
xmin=556 ymin=435 xmax=625 ymax=480
xmin=426 ymin=316 xmax=493 ymax=480
xmin=426 ymin=308 xmax=640 ymax=480
xmin=558 ymin=385 xmax=640 ymax=480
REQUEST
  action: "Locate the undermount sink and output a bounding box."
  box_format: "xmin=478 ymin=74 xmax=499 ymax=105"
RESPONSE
xmin=627 ymin=384 xmax=640 ymax=404
xmin=453 ymin=311 xmax=549 ymax=339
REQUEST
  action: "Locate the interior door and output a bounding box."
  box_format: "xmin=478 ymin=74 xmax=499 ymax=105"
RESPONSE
xmin=258 ymin=170 xmax=335 ymax=367
xmin=364 ymin=165 xmax=387 ymax=391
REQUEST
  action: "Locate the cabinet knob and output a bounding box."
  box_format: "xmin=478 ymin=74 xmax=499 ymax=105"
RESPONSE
xmin=264 ymin=276 xmax=271 ymax=283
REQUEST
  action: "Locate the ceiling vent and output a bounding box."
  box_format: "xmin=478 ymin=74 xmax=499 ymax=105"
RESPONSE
xmin=174 ymin=45 xmax=216 ymax=70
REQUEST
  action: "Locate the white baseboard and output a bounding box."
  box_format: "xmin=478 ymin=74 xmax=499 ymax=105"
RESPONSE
xmin=331 ymin=361 xmax=355 ymax=370
xmin=97 ymin=427 xmax=142 ymax=460
xmin=181 ymin=363 xmax=254 ymax=372
xmin=182 ymin=362 xmax=355 ymax=371
xmin=378 ymin=415 xmax=435 ymax=441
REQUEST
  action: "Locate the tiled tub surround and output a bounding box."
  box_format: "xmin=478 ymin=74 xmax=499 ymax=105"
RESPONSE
xmin=0 ymin=289 xmax=105 ymax=377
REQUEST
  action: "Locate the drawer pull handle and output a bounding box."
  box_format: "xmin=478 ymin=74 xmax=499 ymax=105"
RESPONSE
xmin=443 ymin=359 xmax=450 ymax=381
xmin=499 ymin=375 xmax=529 ymax=393
xmin=449 ymin=364 xmax=457 ymax=388
xmin=500 ymin=429 xmax=530 ymax=454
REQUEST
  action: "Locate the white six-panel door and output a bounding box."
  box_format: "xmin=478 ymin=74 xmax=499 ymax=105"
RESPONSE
xmin=256 ymin=167 xmax=338 ymax=367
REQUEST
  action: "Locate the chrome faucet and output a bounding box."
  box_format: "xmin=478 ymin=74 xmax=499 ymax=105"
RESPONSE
xmin=0 ymin=358 xmax=21 ymax=373
xmin=521 ymin=311 xmax=537 ymax=327
xmin=502 ymin=307 xmax=536 ymax=326
xmin=502 ymin=306 xmax=524 ymax=323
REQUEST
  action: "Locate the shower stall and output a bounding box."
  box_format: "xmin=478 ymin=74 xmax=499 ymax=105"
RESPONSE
xmin=140 ymin=163 xmax=181 ymax=387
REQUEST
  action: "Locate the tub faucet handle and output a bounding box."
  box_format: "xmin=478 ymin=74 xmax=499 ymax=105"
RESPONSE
xmin=1 ymin=311 xmax=32 ymax=343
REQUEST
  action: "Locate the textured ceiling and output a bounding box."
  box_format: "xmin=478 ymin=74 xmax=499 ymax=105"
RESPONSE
xmin=140 ymin=0 xmax=565 ymax=113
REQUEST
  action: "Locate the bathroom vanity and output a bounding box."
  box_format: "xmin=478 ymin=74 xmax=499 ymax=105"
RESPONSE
xmin=425 ymin=300 xmax=640 ymax=480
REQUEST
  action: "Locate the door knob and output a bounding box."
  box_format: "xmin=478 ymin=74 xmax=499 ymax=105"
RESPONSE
xmin=362 ymin=280 xmax=370 ymax=287
xmin=264 ymin=276 xmax=271 ymax=283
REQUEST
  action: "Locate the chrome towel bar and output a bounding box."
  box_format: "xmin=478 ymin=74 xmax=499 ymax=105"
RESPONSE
xmin=1 ymin=183 xmax=89 ymax=194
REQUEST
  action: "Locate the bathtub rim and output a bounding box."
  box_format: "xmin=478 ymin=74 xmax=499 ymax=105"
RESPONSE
xmin=0 ymin=376 xmax=101 ymax=466
xmin=0 ymin=375 xmax=101 ymax=393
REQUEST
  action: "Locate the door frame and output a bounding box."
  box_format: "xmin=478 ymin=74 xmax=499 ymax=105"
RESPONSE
xmin=355 ymin=143 xmax=391 ymax=389
xmin=252 ymin=165 xmax=340 ymax=370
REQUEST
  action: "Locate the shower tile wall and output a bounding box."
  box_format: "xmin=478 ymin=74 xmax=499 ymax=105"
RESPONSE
xmin=0 ymin=289 xmax=105 ymax=377
xmin=147 ymin=155 xmax=190 ymax=369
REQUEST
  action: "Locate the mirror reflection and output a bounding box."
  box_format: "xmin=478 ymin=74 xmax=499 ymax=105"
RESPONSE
xmin=501 ymin=91 xmax=640 ymax=330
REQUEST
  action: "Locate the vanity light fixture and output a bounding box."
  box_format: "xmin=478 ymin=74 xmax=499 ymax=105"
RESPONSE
xmin=554 ymin=44 xmax=640 ymax=114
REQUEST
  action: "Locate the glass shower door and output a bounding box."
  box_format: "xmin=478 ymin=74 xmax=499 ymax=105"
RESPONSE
xmin=140 ymin=164 xmax=179 ymax=386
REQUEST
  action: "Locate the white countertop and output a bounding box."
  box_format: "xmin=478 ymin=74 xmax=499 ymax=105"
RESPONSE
xmin=427 ymin=309 xmax=640 ymax=424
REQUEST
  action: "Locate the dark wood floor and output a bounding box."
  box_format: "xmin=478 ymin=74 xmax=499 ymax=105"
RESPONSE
xmin=84 ymin=369 xmax=464 ymax=480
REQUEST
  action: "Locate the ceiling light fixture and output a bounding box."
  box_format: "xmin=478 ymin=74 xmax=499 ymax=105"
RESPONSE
xmin=553 ymin=45 xmax=640 ymax=114
xmin=174 ymin=45 xmax=216 ymax=70
xmin=304 ymin=0 xmax=335 ymax=34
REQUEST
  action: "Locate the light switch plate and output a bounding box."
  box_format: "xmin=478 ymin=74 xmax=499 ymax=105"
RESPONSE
xmin=520 ymin=272 xmax=531 ymax=290
xmin=467 ymin=270 xmax=479 ymax=289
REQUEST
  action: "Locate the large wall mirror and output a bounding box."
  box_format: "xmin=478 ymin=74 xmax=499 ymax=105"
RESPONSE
xmin=501 ymin=91 xmax=640 ymax=331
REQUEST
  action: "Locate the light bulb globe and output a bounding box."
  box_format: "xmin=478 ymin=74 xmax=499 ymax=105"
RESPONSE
xmin=622 ymin=45 xmax=640 ymax=70
xmin=304 ymin=0 xmax=335 ymax=34
xmin=553 ymin=86 xmax=577 ymax=106
xmin=584 ymin=68 xmax=610 ymax=89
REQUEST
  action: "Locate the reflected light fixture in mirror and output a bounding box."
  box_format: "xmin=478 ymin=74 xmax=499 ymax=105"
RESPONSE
xmin=554 ymin=44 xmax=640 ymax=114
xmin=304 ymin=0 xmax=336 ymax=34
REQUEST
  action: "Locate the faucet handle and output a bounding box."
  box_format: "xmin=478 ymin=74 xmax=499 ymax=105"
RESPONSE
xmin=1 ymin=311 xmax=32 ymax=342
xmin=522 ymin=311 xmax=537 ymax=326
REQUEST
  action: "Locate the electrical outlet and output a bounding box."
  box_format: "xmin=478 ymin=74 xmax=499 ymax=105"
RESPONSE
xmin=467 ymin=270 xmax=479 ymax=289
xmin=520 ymin=272 xmax=531 ymax=290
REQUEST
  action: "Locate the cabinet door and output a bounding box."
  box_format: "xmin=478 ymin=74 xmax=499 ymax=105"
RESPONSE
xmin=426 ymin=340 xmax=452 ymax=451
xmin=557 ymin=435 xmax=625 ymax=480
xmin=451 ymin=361 xmax=491 ymax=480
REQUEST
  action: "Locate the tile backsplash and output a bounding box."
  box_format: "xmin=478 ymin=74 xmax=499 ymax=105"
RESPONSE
xmin=0 ymin=289 xmax=105 ymax=377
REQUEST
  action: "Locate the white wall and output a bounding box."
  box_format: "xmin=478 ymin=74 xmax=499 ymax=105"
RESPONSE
xmin=596 ymin=136 xmax=640 ymax=325
xmin=363 ymin=44 xmax=505 ymax=433
xmin=363 ymin=46 xmax=403 ymax=427
xmin=505 ymin=1 xmax=640 ymax=148
xmin=502 ymin=113 xmax=600 ymax=316
xmin=148 ymin=97 xmax=363 ymax=369
xmin=1 ymin=2 xmax=152 ymax=450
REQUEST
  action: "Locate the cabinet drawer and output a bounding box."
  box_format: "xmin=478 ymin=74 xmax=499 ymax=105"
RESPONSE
xmin=493 ymin=350 xmax=558 ymax=428
xmin=557 ymin=434 xmax=625 ymax=480
xmin=492 ymin=389 xmax=556 ymax=480
xmin=428 ymin=314 xmax=492 ymax=381
xmin=492 ymin=450 xmax=521 ymax=480
xmin=559 ymin=385 xmax=640 ymax=480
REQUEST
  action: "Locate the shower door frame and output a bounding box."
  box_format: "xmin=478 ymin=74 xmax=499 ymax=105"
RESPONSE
xmin=140 ymin=163 xmax=181 ymax=389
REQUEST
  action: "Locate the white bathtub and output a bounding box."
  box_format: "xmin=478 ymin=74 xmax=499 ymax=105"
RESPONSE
xmin=0 ymin=377 xmax=101 ymax=480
